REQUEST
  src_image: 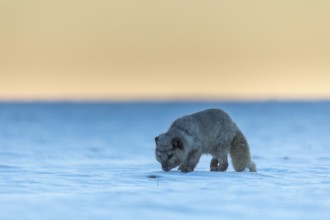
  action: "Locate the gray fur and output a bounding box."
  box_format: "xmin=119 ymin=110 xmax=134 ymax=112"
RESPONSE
xmin=155 ymin=108 xmax=256 ymax=173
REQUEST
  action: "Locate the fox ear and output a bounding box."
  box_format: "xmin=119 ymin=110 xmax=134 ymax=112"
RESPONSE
xmin=154 ymin=136 xmax=159 ymax=144
xmin=171 ymin=137 xmax=183 ymax=150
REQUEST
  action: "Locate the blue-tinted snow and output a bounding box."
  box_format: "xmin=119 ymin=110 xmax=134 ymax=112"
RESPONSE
xmin=0 ymin=101 xmax=329 ymax=220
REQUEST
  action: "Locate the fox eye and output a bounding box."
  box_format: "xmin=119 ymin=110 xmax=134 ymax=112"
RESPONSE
xmin=167 ymin=154 xmax=174 ymax=160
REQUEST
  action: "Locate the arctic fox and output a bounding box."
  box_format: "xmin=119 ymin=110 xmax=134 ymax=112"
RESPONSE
xmin=155 ymin=109 xmax=256 ymax=173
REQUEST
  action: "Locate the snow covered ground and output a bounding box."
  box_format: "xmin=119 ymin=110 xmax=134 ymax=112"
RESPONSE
xmin=0 ymin=101 xmax=329 ymax=220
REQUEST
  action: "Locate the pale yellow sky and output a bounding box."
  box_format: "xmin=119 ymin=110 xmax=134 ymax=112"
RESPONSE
xmin=1 ymin=0 xmax=330 ymax=100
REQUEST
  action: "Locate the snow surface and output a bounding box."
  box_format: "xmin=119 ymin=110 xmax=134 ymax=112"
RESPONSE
xmin=0 ymin=101 xmax=329 ymax=220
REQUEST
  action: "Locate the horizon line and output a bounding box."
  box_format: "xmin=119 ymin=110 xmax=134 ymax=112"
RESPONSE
xmin=0 ymin=97 xmax=330 ymax=103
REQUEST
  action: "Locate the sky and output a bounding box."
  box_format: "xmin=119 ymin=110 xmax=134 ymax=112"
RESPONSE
xmin=1 ymin=0 xmax=330 ymax=100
